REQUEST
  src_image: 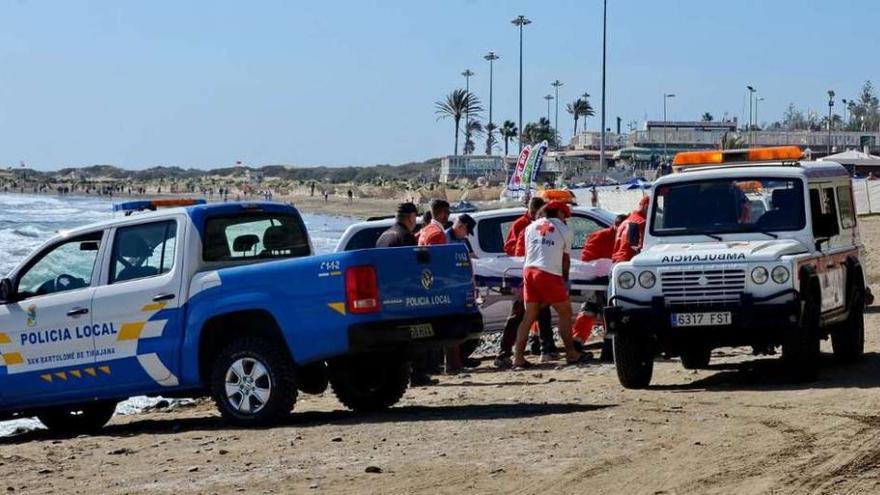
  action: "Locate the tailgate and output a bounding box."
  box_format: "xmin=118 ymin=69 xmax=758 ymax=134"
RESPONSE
xmin=366 ymin=244 xmax=476 ymax=319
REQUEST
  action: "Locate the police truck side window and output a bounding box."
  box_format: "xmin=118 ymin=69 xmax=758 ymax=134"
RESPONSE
xmin=17 ymin=232 xmax=103 ymax=298
xmin=110 ymin=221 xmax=177 ymax=283
xmin=203 ymin=213 xmax=311 ymax=262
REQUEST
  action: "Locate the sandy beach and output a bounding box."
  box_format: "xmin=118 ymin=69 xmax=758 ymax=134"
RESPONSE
xmin=0 ymin=217 xmax=877 ymax=494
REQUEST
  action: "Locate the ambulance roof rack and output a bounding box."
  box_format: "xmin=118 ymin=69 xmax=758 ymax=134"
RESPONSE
xmin=673 ymin=146 xmax=803 ymax=172
xmin=113 ymin=198 xmax=206 ymax=215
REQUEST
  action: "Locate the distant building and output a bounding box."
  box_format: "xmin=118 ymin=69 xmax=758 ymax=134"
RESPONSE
xmin=439 ymin=155 xmax=505 ymax=183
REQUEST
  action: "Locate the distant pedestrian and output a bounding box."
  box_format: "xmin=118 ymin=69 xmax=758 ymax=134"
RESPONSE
xmin=591 ymin=186 xmax=599 ymax=207
xmin=310 ymin=182 xmax=316 ymax=196
xmin=347 ymin=189 xmax=353 ymax=203
xmin=323 ymin=191 xmax=329 ymax=202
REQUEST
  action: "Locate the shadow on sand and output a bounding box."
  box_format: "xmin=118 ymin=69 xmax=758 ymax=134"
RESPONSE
xmin=0 ymin=401 xmax=615 ymax=445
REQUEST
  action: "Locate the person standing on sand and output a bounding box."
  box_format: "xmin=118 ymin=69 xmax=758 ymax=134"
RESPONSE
xmin=591 ymin=186 xmax=599 ymax=207
xmin=310 ymin=182 xmax=315 ymax=197
xmin=512 ymin=201 xmax=590 ymax=369
xmin=375 ymin=202 xmax=438 ymax=387
xmin=347 ymin=189 xmax=353 ymax=203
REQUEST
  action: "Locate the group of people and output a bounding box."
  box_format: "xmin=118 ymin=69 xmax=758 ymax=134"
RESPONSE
xmin=373 ymin=191 xmax=651 ymax=382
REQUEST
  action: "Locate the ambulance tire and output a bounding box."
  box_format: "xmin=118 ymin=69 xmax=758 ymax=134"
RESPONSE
xmin=783 ymin=288 xmax=821 ymax=382
xmin=680 ymin=345 xmax=711 ymax=370
xmin=210 ymin=337 xmax=298 ymax=427
xmin=832 ymin=289 xmax=865 ymax=364
xmin=329 ymin=354 xmax=410 ymax=412
xmin=613 ymin=331 xmax=654 ymax=389
xmin=37 ymin=400 xmax=117 ymax=435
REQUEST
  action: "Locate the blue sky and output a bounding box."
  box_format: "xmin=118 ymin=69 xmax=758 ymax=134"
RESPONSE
xmin=0 ymin=0 xmax=876 ymax=170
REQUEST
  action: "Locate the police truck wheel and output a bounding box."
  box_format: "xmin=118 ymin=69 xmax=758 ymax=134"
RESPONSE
xmin=832 ymin=290 xmax=865 ymax=364
xmin=782 ymin=292 xmax=821 ymax=382
xmin=210 ymin=337 xmax=297 ymax=427
xmin=329 ymin=354 xmax=410 ymax=412
xmin=37 ymin=400 xmax=117 ymax=435
xmin=613 ymin=332 xmax=654 ymax=389
xmin=680 ymin=345 xmax=711 ymax=369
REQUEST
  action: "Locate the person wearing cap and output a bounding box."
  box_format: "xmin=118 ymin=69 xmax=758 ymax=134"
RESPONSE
xmin=418 ymin=199 xmax=450 ymax=246
xmin=612 ymin=195 xmax=650 ymax=263
xmin=513 ymin=200 xmax=590 ymax=368
xmin=446 ymin=213 xmax=476 ymax=255
xmin=375 ymin=202 xmax=419 ymax=248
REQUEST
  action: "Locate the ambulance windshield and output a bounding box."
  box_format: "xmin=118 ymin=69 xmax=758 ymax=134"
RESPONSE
xmin=651 ymin=177 xmax=805 ymax=237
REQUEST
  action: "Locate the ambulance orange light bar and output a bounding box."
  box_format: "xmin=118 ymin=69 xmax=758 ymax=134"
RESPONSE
xmin=672 ymin=146 xmax=803 ymax=168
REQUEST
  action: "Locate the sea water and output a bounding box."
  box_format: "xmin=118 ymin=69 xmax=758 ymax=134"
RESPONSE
xmin=0 ymin=193 xmax=352 ymax=436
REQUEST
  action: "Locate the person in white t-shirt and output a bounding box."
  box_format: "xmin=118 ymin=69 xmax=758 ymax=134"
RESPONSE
xmin=512 ymin=200 xmax=590 ymax=368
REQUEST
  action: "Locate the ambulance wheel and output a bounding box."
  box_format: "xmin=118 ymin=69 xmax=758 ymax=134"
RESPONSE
xmin=680 ymin=345 xmax=711 ymax=369
xmin=783 ymin=290 xmax=821 ymax=382
xmin=613 ymin=332 xmax=654 ymax=389
xmin=832 ymin=289 xmax=865 ymax=364
xmin=210 ymin=337 xmax=298 ymax=427
xmin=329 ymin=354 xmax=410 ymax=412
xmin=37 ymin=400 xmax=117 ymax=435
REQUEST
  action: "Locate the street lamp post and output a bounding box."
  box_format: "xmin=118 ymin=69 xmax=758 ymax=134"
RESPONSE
xmin=747 ymin=85 xmax=756 ymax=146
xmin=551 ymin=80 xmax=563 ymax=150
xmin=511 ymin=15 xmax=532 ymax=153
xmin=828 ymin=90 xmax=835 ymax=155
xmin=484 ymin=52 xmax=499 ymax=155
xmin=663 ymin=93 xmax=675 ymax=160
xmin=544 ymin=94 xmax=554 ymax=123
xmin=842 ymin=98 xmax=848 ymax=131
xmin=599 ymin=0 xmax=607 ymax=170
xmin=755 ymin=97 xmax=764 ymax=133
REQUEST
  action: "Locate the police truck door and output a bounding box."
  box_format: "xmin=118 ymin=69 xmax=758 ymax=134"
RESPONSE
xmin=89 ymin=218 xmax=185 ymax=392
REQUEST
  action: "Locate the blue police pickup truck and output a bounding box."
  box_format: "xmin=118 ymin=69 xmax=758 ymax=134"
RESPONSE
xmin=0 ymin=200 xmax=481 ymax=433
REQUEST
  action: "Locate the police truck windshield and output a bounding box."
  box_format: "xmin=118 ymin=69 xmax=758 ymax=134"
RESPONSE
xmin=651 ymin=177 xmax=805 ymax=237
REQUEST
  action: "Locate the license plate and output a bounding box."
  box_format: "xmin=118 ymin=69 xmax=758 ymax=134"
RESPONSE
xmin=408 ymin=323 xmax=435 ymax=339
xmin=670 ymin=312 xmax=732 ymax=327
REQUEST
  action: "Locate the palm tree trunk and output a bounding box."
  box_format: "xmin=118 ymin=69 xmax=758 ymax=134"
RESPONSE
xmin=574 ymin=115 xmax=578 ymax=135
xmin=504 ymin=137 xmax=509 ymax=157
xmin=454 ymin=118 xmax=460 ymax=155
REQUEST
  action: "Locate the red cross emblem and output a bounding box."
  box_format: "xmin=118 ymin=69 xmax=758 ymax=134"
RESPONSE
xmin=536 ymin=222 xmax=555 ymax=236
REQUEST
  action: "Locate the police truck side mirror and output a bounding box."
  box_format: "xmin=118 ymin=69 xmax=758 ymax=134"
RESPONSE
xmin=0 ymin=278 xmax=14 ymax=304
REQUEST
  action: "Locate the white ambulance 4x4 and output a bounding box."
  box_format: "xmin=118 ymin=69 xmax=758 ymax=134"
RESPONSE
xmin=605 ymin=146 xmax=869 ymax=388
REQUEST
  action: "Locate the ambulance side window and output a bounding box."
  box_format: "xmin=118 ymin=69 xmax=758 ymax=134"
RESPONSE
xmin=836 ymin=185 xmax=856 ymax=230
xmin=110 ymin=221 xmax=178 ymax=284
xmin=809 ymin=187 xmax=840 ymax=239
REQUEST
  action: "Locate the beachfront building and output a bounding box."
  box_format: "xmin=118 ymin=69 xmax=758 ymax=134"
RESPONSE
xmin=439 ymin=155 xmax=506 ymax=183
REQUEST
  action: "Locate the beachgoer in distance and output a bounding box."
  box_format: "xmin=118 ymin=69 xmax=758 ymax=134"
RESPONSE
xmin=347 ymin=189 xmax=353 ymax=203
xmin=513 ymin=201 xmax=590 ymax=368
xmin=591 ymin=186 xmax=598 ymax=207
xmin=612 ymin=195 xmax=649 ymax=263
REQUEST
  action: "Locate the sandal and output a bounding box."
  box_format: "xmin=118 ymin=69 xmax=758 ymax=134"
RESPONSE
xmin=566 ymin=352 xmax=593 ymax=366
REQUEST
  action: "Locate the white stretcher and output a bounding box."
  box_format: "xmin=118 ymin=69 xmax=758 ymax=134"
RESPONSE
xmin=473 ymin=257 xmax=612 ymax=306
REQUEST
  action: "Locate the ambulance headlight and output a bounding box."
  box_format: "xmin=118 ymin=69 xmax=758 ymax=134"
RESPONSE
xmin=638 ymin=271 xmax=656 ymax=289
xmin=771 ymin=266 xmax=790 ymax=284
xmin=618 ymin=271 xmax=636 ymax=290
xmin=751 ymin=266 xmax=769 ymax=284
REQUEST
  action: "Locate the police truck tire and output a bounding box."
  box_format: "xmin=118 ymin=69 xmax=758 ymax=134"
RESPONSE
xmin=783 ymin=291 xmax=821 ymax=382
xmin=210 ymin=337 xmax=298 ymax=427
xmin=680 ymin=345 xmax=711 ymax=369
xmin=329 ymin=355 xmax=410 ymax=412
xmin=613 ymin=332 xmax=654 ymax=389
xmin=832 ymin=289 xmax=865 ymax=364
xmin=37 ymin=400 xmax=117 ymax=435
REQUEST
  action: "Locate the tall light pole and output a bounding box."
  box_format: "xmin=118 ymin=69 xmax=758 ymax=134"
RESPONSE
xmin=599 ymin=0 xmax=607 ymax=170
xmin=512 ymin=15 xmax=532 ymax=153
xmin=663 ymin=93 xmax=675 ymax=160
xmin=842 ymin=98 xmax=848 ymax=131
xmin=827 ymin=90 xmax=835 ymax=155
xmin=544 ymin=94 xmax=554 ymax=122
xmin=551 ymin=80 xmax=563 ymax=150
xmin=484 ymin=52 xmax=499 ymax=155
xmin=747 ymin=85 xmax=756 ymax=145
xmin=755 ymin=97 xmax=764 ymax=134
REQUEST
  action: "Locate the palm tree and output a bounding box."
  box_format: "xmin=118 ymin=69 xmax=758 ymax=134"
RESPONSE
xmin=701 ymin=112 xmax=714 ymax=122
xmin=484 ymin=122 xmax=497 ymax=155
xmin=463 ymin=120 xmax=484 ymax=155
xmin=499 ymin=120 xmax=518 ymax=157
xmin=435 ymin=89 xmax=483 ymax=155
xmin=566 ymin=98 xmax=595 ymax=135
xmin=522 ymin=117 xmax=557 ymax=148
xmin=720 ymin=132 xmax=744 ymax=150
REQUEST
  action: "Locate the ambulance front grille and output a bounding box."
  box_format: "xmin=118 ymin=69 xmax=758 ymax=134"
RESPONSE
xmin=660 ymin=268 xmax=746 ymax=305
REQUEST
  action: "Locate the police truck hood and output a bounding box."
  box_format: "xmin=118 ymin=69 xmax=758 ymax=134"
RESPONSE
xmin=632 ymin=239 xmax=808 ymax=266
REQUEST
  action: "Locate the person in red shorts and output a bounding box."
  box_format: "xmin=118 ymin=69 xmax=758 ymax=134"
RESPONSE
xmin=512 ymin=201 xmax=590 ymax=368
xmin=612 ymin=195 xmax=649 ymax=263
